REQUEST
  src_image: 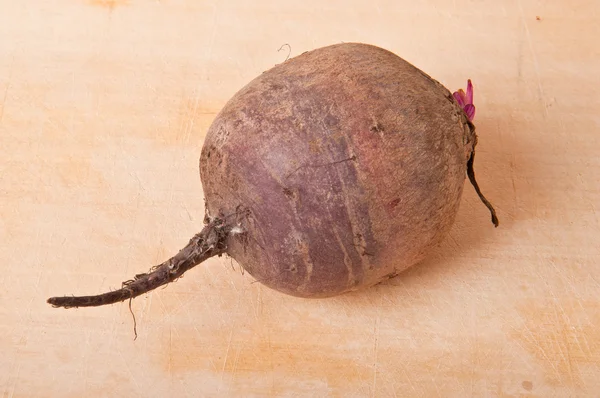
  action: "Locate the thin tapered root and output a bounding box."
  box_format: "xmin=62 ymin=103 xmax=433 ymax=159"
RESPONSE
xmin=467 ymin=150 xmax=499 ymax=227
xmin=47 ymin=217 xmax=232 ymax=308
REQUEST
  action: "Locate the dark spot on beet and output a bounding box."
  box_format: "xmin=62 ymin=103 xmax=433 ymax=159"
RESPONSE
xmin=370 ymin=122 xmax=384 ymax=133
xmin=282 ymin=187 xmax=294 ymax=198
xmin=388 ymin=198 xmax=401 ymax=209
xmin=384 ymin=271 xmax=399 ymax=280
xmin=324 ymin=114 xmax=339 ymax=128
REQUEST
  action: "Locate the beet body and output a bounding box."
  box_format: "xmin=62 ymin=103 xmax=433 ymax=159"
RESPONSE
xmin=199 ymin=42 xmax=477 ymax=298
xmin=47 ymin=42 xmax=497 ymax=309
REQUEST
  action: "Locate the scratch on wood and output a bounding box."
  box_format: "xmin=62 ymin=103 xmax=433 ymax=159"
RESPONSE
xmin=517 ymin=0 xmax=549 ymax=116
xmin=117 ymin=345 xmax=142 ymax=391
xmin=169 ymin=325 xmax=173 ymax=380
xmin=218 ymin=323 xmax=235 ymax=392
xmin=371 ymin=299 xmax=381 ymax=398
xmin=6 ymin=361 xmax=22 ymax=398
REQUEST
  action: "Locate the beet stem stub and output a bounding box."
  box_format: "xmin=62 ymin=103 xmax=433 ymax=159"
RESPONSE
xmin=467 ymin=151 xmax=499 ymax=227
xmin=47 ymin=217 xmax=232 ymax=308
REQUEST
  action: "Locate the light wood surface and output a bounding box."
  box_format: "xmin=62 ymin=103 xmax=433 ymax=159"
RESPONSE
xmin=1 ymin=1 xmax=599 ymax=397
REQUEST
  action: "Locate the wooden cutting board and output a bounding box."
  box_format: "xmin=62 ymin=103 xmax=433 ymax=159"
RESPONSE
xmin=1 ymin=1 xmax=599 ymax=397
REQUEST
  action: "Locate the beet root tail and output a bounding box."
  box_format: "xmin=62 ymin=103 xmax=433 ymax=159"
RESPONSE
xmin=467 ymin=150 xmax=499 ymax=227
xmin=47 ymin=218 xmax=232 ymax=308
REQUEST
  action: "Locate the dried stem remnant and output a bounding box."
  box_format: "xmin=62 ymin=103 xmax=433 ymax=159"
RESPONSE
xmin=47 ymin=217 xmax=232 ymax=308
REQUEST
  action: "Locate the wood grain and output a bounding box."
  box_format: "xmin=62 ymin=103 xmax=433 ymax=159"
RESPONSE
xmin=1 ymin=0 xmax=599 ymax=397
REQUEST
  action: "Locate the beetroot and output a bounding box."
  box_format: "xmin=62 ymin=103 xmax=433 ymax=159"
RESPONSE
xmin=48 ymin=42 xmax=497 ymax=307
